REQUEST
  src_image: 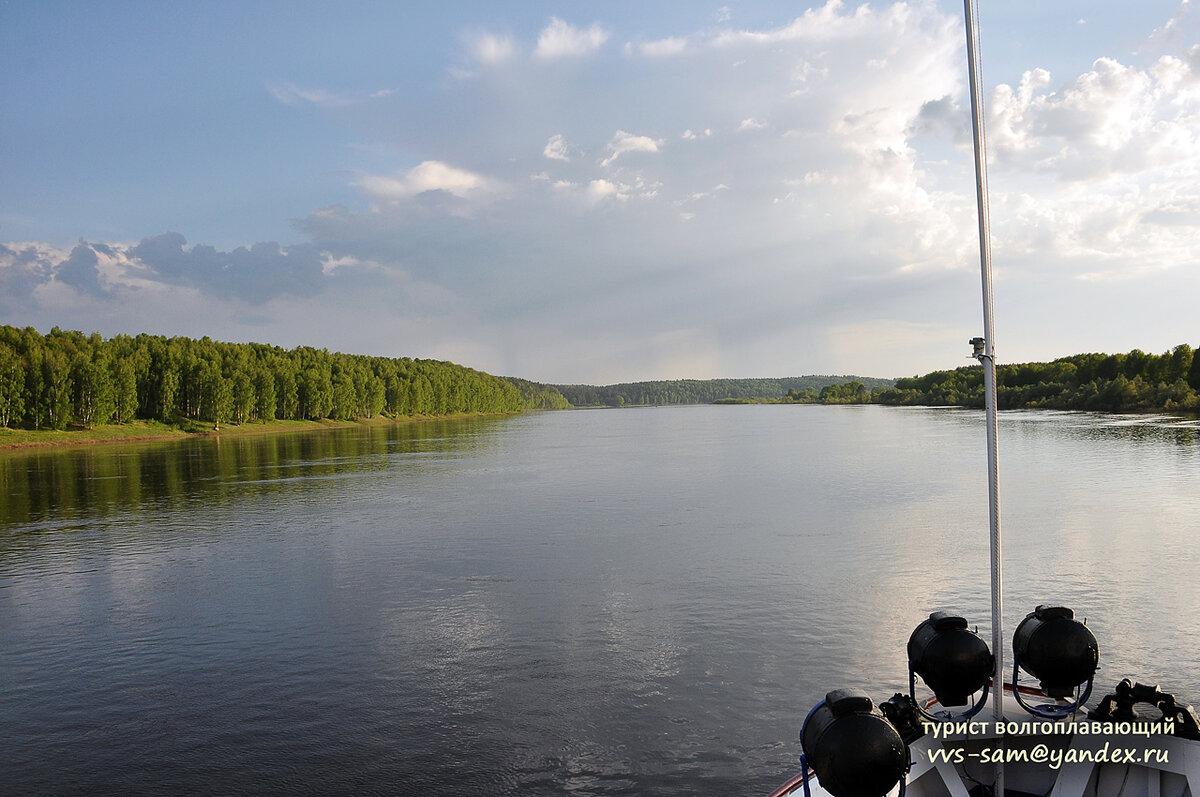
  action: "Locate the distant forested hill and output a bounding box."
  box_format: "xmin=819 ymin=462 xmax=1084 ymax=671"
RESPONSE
xmin=874 ymin=345 xmax=1200 ymax=412
xmin=503 ymin=377 xmax=572 ymax=410
xmin=554 ymin=375 xmax=895 ymax=408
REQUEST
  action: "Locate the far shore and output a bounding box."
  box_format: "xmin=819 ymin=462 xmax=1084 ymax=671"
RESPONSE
xmin=0 ymin=412 xmax=518 ymax=453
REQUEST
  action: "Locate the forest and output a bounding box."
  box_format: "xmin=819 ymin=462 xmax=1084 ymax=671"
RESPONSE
xmin=503 ymin=377 xmax=573 ymax=411
xmin=873 ymin=345 xmax=1200 ymax=412
xmin=0 ymin=325 xmax=538 ymax=431
xmin=714 ymin=380 xmax=875 ymax=405
xmin=554 ymin=375 xmax=894 ymax=408
xmin=712 ymin=345 xmax=1200 ymax=413
xmin=4 ymin=325 xmax=1194 ymax=435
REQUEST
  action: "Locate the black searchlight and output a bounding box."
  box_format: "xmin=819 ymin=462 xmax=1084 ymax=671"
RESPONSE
xmin=907 ymin=611 xmax=993 ymax=718
xmin=800 ymin=689 xmax=908 ymax=797
xmin=1012 ymin=605 xmax=1098 ymax=718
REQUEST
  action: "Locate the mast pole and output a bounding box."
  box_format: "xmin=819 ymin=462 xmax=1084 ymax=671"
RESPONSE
xmin=963 ymin=0 xmax=1004 ymax=762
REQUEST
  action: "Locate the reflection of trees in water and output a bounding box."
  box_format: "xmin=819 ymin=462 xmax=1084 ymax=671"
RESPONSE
xmin=996 ymin=409 xmax=1200 ymax=450
xmin=0 ymin=416 xmax=509 ymax=548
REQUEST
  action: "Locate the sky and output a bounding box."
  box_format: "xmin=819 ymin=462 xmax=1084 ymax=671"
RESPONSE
xmin=2 ymin=0 xmax=1199 ymax=384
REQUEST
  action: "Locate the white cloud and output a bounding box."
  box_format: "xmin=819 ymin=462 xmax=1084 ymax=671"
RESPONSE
xmin=357 ymin=161 xmax=498 ymax=203
xmin=543 ymin=133 xmax=571 ymax=161
xmin=268 ymin=82 xmax=346 ymax=107
xmin=1146 ymin=1 xmax=1200 ymax=50
xmin=601 ymin=130 xmax=664 ymax=166
xmin=587 ymin=176 xmax=666 ymax=203
xmin=320 ymin=254 xmax=384 ymax=275
xmin=470 ymin=31 xmax=516 ymax=65
xmin=635 ymin=37 xmax=689 ymax=58
xmin=709 ymin=0 xmax=879 ymax=48
xmin=738 ymin=117 xmax=767 ymax=131
xmin=267 ymin=82 xmax=395 ymax=108
xmin=534 ymin=18 xmax=609 ymax=60
xmin=988 ymin=57 xmax=1200 ymax=181
xmin=967 ymin=46 xmax=1200 ymax=282
xmin=586 ymin=179 xmax=620 ymax=201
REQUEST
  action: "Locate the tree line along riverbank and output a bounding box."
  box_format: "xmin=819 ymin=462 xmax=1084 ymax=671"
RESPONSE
xmin=3 ymin=326 xmax=1196 ymax=450
xmin=0 ymin=326 xmax=545 ymax=445
xmin=552 ymin=375 xmax=894 ymax=407
xmin=718 ymin=344 xmax=1200 ymax=412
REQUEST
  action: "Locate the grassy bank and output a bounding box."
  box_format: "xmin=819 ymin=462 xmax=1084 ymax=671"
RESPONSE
xmin=0 ymin=412 xmax=515 ymax=452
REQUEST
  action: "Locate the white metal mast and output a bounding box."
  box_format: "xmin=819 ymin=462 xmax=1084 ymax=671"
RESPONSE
xmin=962 ymin=3 xmax=1004 ymax=793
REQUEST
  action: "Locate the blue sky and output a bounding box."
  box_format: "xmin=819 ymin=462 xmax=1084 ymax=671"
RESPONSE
xmin=2 ymin=1 xmax=1198 ymax=383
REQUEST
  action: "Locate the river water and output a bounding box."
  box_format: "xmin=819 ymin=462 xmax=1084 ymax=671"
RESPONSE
xmin=2 ymin=405 xmax=1198 ymax=796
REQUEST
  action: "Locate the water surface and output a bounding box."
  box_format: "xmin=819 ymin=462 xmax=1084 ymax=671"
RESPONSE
xmin=2 ymin=406 xmax=1198 ymax=795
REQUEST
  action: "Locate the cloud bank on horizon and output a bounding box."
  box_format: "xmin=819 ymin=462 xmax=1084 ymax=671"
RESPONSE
xmin=2 ymin=1 xmax=1200 ymax=383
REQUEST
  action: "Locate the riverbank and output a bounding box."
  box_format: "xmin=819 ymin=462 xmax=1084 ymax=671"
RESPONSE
xmin=0 ymin=412 xmax=518 ymax=452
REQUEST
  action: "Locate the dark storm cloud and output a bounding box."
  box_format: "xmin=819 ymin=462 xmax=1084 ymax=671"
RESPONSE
xmin=0 ymin=243 xmax=54 ymax=306
xmin=131 ymin=233 xmax=327 ymax=304
xmin=55 ymin=243 xmax=107 ymax=297
xmin=2 ymin=235 xmax=335 ymax=307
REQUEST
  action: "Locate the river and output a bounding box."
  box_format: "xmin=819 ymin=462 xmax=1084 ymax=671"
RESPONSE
xmin=2 ymin=405 xmax=1198 ymax=795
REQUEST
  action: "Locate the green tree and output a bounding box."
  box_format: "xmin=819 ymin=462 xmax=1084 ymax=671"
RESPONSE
xmin=296 ymin=349 xmax=333 ymax=419
xmin=363 ymin=373 xmax=386 ymax=418
xmin=109 ymin=357 xmax=139 ymax=424
xmin=387 ymin=374 xmax=413 ymax=416
xmin=274 ymin=363 xmax=298 ymax=420
xmin=40 ymin=348 xmax=73 ymax=430
xmin=0 ymin=342 xmax=25 ymax=428
xmin=1167 ymin=344 xmax=1193 ymax=384
xmin=198 ymin=359 xmax=233 ymax=424
xmin=231 ymin=369 xmax=254 ymax=424
xmin=1189 ymin=348 xmax=1200 ymax=391
xmin=410 ymin=373 xmax=434 ymax=415
xmin=330 ymin=361 xmax=357 ymax=420
xmin=71 ymin=348 xmax=116 ymax=427
xmin=254 ymin=365 xmax=277 ymax=421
